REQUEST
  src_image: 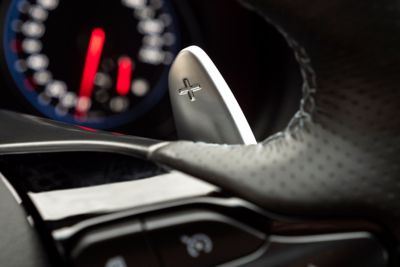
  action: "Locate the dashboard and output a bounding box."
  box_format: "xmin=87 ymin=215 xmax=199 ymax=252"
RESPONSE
xmin=0 ymin=0 xmax=300 ymax=140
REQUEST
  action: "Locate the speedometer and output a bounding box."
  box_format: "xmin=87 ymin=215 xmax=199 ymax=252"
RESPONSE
xmin=3 ymin=0 xmax=180 ymax=128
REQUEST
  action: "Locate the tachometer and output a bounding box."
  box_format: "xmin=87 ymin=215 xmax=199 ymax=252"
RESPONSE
xmin=4 ymin=0 xmax=179 ymax=128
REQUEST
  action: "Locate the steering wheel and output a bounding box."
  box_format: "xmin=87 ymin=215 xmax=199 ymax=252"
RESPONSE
xmin=156 ymin=0 xmax=400 ymax=235
xmin=0 ymin=0 xmax=399 ymax=266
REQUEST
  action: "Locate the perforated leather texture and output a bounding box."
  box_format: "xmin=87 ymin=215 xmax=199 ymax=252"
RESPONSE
xmin=151 ymin=0 xmax=400 ymax=235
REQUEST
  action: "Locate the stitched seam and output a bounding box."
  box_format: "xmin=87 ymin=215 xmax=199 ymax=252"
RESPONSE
xmin=283 ymin=31 xmax=317 ymax=135
xmin=263 ymin=27 xmax=317 ymax=143
xmin=266 ymin=24 xmax=317 ymax=143
xmin=237 ymin=1 xmax=318 ymax=143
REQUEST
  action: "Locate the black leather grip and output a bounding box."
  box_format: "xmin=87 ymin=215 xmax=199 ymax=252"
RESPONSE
xmin=151 ymin=0 xmax=400 ymax=236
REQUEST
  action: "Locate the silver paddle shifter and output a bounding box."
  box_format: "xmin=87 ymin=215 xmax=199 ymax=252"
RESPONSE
xmin=169 ymin=46 xmax=257 ymax=145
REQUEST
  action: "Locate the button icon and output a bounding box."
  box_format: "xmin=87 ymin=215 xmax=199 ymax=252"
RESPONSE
xmin=180 ymin=233 xmax=213 ymax=258
xmin=105 ymin=256 xmax=127 ymax=267
xmin=178 ymin=78 xmax=202 ymax=102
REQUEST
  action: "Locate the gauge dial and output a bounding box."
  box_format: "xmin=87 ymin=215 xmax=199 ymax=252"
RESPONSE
xmin=4 ymin=0 xmax=180 ymax=128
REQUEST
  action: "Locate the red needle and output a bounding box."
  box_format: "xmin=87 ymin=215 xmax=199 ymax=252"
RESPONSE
xmin=116 ymin=56 xmax=133 ymax=96
xmin=76 ymin=28 xmax=106 ymax=114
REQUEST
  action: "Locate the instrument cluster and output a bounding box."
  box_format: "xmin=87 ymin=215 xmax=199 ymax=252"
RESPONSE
xmin=0 ymin=0 xmax=299 ymax=140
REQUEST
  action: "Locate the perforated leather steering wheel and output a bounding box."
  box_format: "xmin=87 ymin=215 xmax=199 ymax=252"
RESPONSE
xmin=154 ymin=0 xmax=400 ymax=237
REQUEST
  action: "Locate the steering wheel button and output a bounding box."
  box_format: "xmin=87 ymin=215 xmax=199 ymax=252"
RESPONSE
xmin=71 ymin=220 xmax=159 ymax=267
xmin=143 ymin=210 xmax=266 ymax=267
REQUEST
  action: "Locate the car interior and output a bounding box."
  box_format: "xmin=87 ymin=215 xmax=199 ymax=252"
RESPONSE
xmin=0 ymin=0 xmax=398 ymax=266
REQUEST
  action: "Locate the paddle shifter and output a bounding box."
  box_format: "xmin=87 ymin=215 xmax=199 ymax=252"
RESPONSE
xmin=168 ymin=46 xmax=257 ymax=145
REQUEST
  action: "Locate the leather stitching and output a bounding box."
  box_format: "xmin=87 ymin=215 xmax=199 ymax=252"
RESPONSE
xmin=262 ymin=25 xmax=317 ymax=144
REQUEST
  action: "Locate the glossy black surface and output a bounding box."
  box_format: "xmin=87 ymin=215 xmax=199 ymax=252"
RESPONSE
xmin=245 ymin=233 xmax=387 ymax=267
xmin=0 ymin=110 xmax=161 ymax=157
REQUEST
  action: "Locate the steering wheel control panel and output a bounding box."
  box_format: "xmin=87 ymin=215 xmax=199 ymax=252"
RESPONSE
xmin=56 ymin=203 xmax=389 ymax=267
xmin=70 ymin=209 xmax=265 ymax=267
